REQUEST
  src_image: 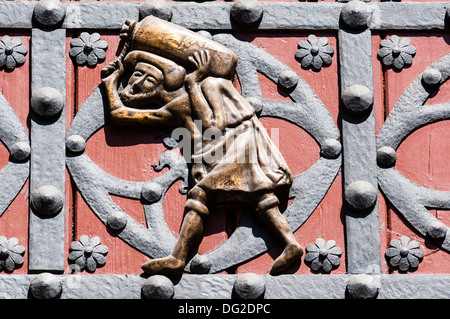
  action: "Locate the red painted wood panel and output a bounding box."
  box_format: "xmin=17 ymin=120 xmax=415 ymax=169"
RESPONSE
xmin=384 ymin=32 xmax=450 ymax=274
xmin=0 ymin=32 xmax=30 ymax=274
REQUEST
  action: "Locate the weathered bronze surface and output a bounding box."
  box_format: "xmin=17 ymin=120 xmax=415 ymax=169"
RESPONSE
xmin=101 ymin=16 xmax=303 ymax=275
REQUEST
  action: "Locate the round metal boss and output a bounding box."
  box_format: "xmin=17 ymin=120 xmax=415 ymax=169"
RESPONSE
xmin=230 ymin=0 xmax=263 ymax=26
xmin=31 ymin=185 xmax=64 ymax=217
xmin=33 ymin=0 xmax=66 ymax=27
xmin=10 ymin=141 xmax=30 ymax=161
xmin=31 ymin=87 xmax=64 ymax=118
xmin=139 ymin=0 xmax=172 ymax=21
xmin=141 ymin=275 xmax=174 ymax=299
xmin=29 ymin=273 xmax=62 ymax=299
xmin=342 ymin=84 xmax=373 ymax=114
xmin=346 ymin=274 xmax=379 ymax=299
xmin=233 ymin=273 xmax=266 ymax=299
xmin=376 ymin=146 xmax=397 ymax=167
xmin=344 ymin=181 xmax=377 ymax=211
xmin=340 ymin=0 xmax=373 ymax=30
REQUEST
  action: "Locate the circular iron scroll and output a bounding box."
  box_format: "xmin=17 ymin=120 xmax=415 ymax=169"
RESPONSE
xmin=66 ymin=34 xmax=341 ymax=273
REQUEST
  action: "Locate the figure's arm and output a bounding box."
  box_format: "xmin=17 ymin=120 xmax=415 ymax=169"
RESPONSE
xmin=184 ymin=50 xmax=214 ymax=129
xmin=101 ymin=59 xmax=173 ymax=125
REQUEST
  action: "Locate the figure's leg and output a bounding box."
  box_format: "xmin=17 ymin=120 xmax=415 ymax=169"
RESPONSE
xmin=255 ymin=193 xmax=303 ymax=274
xmin=141 ymin=187 xmax=208 ymax=275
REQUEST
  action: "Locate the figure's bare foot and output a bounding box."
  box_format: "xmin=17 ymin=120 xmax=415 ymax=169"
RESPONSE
xmin=141 ymin=255 xmax=185 ymax=275
xmin=270 ymin=243 xmax=303 ymax=275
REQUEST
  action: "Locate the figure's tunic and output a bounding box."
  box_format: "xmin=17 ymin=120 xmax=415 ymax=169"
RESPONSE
xmin=190 ymin=77 xmax=293 ymax=203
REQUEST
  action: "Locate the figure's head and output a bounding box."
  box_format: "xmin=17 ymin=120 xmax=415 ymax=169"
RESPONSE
xmin=121 ymin=50 xmax=186 ymax=107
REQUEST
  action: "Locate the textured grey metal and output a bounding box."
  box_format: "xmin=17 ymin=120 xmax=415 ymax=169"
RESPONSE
xmin=233 ymin=273 xmax=266 ymax=299
xmin=339 ymin=25 xmax=380 ymax=274
xmin=0 ymin=0 xmax=447 ymax=300
xmin=31 ymin=87 xmax=64 ymax=118
xmin=0 ymin=93 xmax=29 ymax=218
xmin=0 ymin=274 xmax=449 ymax=299
xmin=29 ymin=28 xmax=66 ymax=272
xmin=33 ymin=0 xmax=66 ymax=27
xmin=377 ymin=53 xmax=450 ymax=252
xmin=345 ymin=274 xmax=380 ymax=299
xmin=0 ymin=2 xmax=446 ymax=31
xmin=141 ymin=275 xmax=175 ymax=299
xmin=230 ymin=0 xmax=263 ymax=26
xmin=29 ymin=273 xmax=63 ymax=299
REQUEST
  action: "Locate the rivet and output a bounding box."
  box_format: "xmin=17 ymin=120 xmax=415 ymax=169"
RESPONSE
xmin=230 ymin=0 xmax=263 ymax=26
xmin=141 ymin=183 xmax=163 ymax=203
xmin=321 ymin=139 xmax=342 ymax=159
xmin=107 ymin=210 xmax=128 ymax=231
xmin=33 ymin=0 xmax=66 ymax=27
xmin=344 ymin=181 xmax=377 ymax=212
xmin=246 ymin=97 xmax=263 ymax=115
xmin=139 ymin=0 xmax=172 ymax=21
xmin=346 ymin=274 xmax=379 ymax=299
xmin=141 ymin=275 xmax=174 ymax=299
xmin=190 ymin=255 xmax=211 ymax=274
xmin=31 ymin=185 xmax=64 ymax=217
xmin=197 ymin=30 xmax=213 ymax=40
xmin=376 ymin=146 xmax=397 ymax=167
xmin=426 ymin=221 xmax=447 ymax=240
xmin=10 ymin=141 xmax=30 ymax=161
xmin=29 ymin=273 xmax=62 ymax=299
xmin=342 ymin=84 xmax=373 ymax=114
xmin=233 ymin=273 xmax=265 ymax=299
xmin=278 ymin=70 xmax=299 ymax=89
xmin=422 ymin=68 xmax=442 ymax=86
xmin=66 ymin=135 xmax=86 ymax=153
xmin=31 ymin=87 xmax=64 ymax=118
xmin=340 ymin=0 xmax=373 ymax=30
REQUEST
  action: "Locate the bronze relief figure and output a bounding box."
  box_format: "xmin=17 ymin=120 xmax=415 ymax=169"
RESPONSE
xmin=101 ymin=16 xmax=303 ymax=275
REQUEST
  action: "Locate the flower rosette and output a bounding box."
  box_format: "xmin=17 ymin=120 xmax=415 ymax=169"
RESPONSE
xmin=385 ymin=236 xmax=424 ymax=272
xmin=69 ymin=32 xmax=108 ymax=67
xmin=0 ymin=236 xmax=25 ymax=272
xmin=68 ymin=235 xmax=108 ymax=272
xmin=304 ymin=238 xmax=342 ymax=273
xmin=0 ymin=36 xmax=27 ymax=70
xmin=378 ymin=35 xmax=416 ymax=70
xmin=295 ymin=35 xmax=334 ymax=70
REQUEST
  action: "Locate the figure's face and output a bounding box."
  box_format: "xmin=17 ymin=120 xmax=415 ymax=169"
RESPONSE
xmin=121 ymin=62 xmax=164 ymax=107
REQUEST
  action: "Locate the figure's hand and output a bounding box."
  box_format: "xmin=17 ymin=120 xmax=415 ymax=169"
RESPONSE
xmin=101 ymin=59 xmax=124 ymax=81
xmin=187 ymin=50 xmax=211 ymax=83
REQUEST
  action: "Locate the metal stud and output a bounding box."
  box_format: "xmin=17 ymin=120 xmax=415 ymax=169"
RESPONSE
xmin=340 ymin=0 xmax=373 ymax=30
xmin=29 ymin=273 xmax=62 ymax=299
xmin=346 ymin=274 xmax=379 ymax=299
xmin=376 ymin=146 xmax=397 ymax=167
xmin=66 ymin=135 xmax=86 ymax=153
xmin=141 ymin=183 xmax=164 ymax=203
xmin=422 ymin=68 xmax=442 ymax=86
xmin=139 ymin=0 xmax=173 ymax=21
xmin=189 ymin=255 xmax=211 ymax=274
xmin=33 ymin=0 xmax=66 ymax=27
xmin=246 ymin=96 xmax=264 ymax=115
xmin=230 ymin=0 xmax=263 ymax=26
xmin=277 ymin=70 xmax=299 ymax=90
xmin=344 ymin=181 xmax=377 ymax=212
xmin=233 ymin=273 xmax=265 ymax=299
xmin=321 ymin=139 xmax=342 ymax=159
xmin=141 ymin=275 xmax=174 ymax=299
xmin=342 ymin=84 xmax=373 ymax=114
xmin=426 ymin=221 xmax=447 ymax=241
xmin=30 ymin=185 xmax=64 ymax=217
xmin=106 ymin=210 xmax=128 ymax=231
xmin=9 ymin=141 xmax=30 ymax=161
xmin=31 ymin=87 xmax=64 ymax=118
